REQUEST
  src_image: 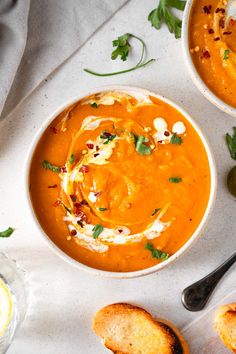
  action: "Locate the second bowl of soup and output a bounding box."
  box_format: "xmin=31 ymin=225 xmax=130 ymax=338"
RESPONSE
xmin=183 ymin=0 xmax=236 ymax=116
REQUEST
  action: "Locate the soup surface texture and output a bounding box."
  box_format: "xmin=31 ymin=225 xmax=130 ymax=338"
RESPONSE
xmin=189 ymin=0 xmax=236 ymax=108
xmin=29 ymin=91 xmax=211 ymax=272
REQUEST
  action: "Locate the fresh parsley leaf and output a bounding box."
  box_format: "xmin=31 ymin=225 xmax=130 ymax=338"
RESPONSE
xmin=0 ymin=227 xmax=14 ymax=238
xmin=131 ymin=133 xmax=152 ymax=156
xmin=84 ymin=33 xmax=155 ymax=77
xmin=100 ymin=131 xmax=116 ymax=144
xmin=92 ymin=224 xmax=104 ymax=239
xmin=99 ymin=207 xmax=108 ymax=211
xmin=90 ymin=102 xmax=98 ymax=108
xmin=42 ymin=160 xmax=61 ymax=173
xmin=69 ymin=153 xmax=75 ymax=164
xmin=171 ymin=133 xmax=182 ymax=145
xmin=145 ymin=242 xmax=169 ymax=260
xmin=151 ymin=208 xmax=161 ymax=216
xmin=111 ymin=33 xmax=131 ymax=61
xmin=148 ymin=0 xmax=186 ymax=39
xmin=223 ymin=49 xmax=230 ymax=60
xmin=169 ymin=177 xmax=182 ymax=183
xmin=226 ymin=127 xmax=236 ymax=160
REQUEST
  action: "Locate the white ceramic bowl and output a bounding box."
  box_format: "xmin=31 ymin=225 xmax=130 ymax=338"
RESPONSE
xmin=182 ymin=0 xmax=236 ymax=117
xmin=25 ymin=85 xmax=217 ymax=278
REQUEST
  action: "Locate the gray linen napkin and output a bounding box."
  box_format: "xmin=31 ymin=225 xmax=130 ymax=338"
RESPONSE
xmin=0 ymin=0 xmax=129 ymax=119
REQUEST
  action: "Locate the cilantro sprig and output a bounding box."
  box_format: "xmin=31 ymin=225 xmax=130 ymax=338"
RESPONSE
xmin=145 ymin=242 xmax=169 ymax=260
xmin=84 ymin=33 xmax=155 ymax=77
xmin=169 ymin=177 xmax=182 ymax=183
xmin=148 ymin=0 xmax=186 ymax=39
xmin=226 ymin=127 xmax=236 ymax=160
xmin=131 ymin=133 xmax=152 ymax=156
xmin=92 ymin=224 xmax=104 ymax=239
xmin=99 ymin=207 xmax=108 ymax=211
xmin=0 ymin=227 xmax=14 ymax=238
xmin=100 ymin=131 xmax=116 ymax=144
xmin=171 ymin=133 xmax=182 ymax=145
xmin=42 ymin=160 xmax=61 ymax=173
xmin=69 ymin=153 xmax=75 ymax=164
xmin=223 ymin=49 xmax=230 ymax=60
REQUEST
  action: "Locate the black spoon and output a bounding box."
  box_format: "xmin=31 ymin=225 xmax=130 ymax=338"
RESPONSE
xmin=182 ymin=252 xmax=236 ymax=312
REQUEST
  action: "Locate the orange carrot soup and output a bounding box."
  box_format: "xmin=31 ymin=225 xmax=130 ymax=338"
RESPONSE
xmin=29 ymin=91 xmax=211 ymax=272
xmin=189 ymin=0 xmax=236 ymax=108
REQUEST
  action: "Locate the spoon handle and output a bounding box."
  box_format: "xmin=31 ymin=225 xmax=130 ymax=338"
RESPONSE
xmin=182 ymin=252 xmax=236 ymax=312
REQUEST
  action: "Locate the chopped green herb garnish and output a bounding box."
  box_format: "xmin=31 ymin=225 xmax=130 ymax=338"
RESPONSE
xmin=69 ymin=153 xmax=75 ymax=164
xmin=98 ymin=207 xmax=108 ymax=211
xmin=169 ymin=177 xmax=182 ymax=183
xmin=92 ymin=224 xmax=104 ymax=239
xmin=90 ymin=102 xmax=98 ymax=108
xmin=0 ymin=227 xmax=14 ymax=238
xmin=171 ymin=133 xmax=182 ymax=145
xmin=145 ymin=242 xmax=169 ymax=260
xmin=223 ymin=49 xmax=230 ymax=60
xmin=226 ymin=127 xmax=236 ymax=160
xmin=100 ymin=131 xmax=116 ymax=144
xmin=62 ymin=203 xmax=71 ymax=214
xmin=111 ymin=33 xmax=131 ymax=61
xmin=131 ymin=133 xmax=152 ymax=156
xmin=148 ymin=0 xmax=186 ymax=39
xmin=151 ymin=208 xmax=161 ymax=216
xmin=84 ymin=33 xmax=155 ymax=77
xmin=42 ymin=160 xmax=61 ymax=173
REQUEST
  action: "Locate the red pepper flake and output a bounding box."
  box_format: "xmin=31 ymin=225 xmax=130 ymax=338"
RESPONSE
xmin=103 ymin=132 xmax=112 ymax=138
xmin=48 ymin=184 xmax=57 ymax=188
xmin=74 ymin=202 xmax=81 ymax=208
xmin=201 ymin=49 xmax=211 ymax=58
xmin=94 ymin=191 xmax=102 ymax=197
xmin=53 ymin=200 xmax=61 ymax=207
xmin=86 ymin=143 xmax=94 ymax=149
xmin=214 ymin=37 xmax=220 ymax=41
xmin=230 ymin=18 xmax=235 ymax=26
xmin=75 ymin=211 xmax=87 ymax=222
xmin=219 ymin=18 xmax=225 ymax=29
xmin=79 ymin=199 xmax=89 ymax=206
xmin=79 ymin=165 xmax=89 ymax=173
xmin=94 ymin=153 xmax=100 ymax=157
xmin=60 ymin=166 xmax=67 ymax=173
xmin=215 ymin=8 xmax=225 ymax=14
xmin=50 ymin=126 xmax=58 ymax=134
xmin=70 ymin=229 xmax=77 ymax=236
xmin=118 ymin=229 xmax=123 ymax=233
xmin=223 ymin=31 xmax=232 ymax=35
xmin=70 ymin=194 xmax=76 ymax=202
xmin=96 ymin=145 xmax=99 ymax=151
xmin=202 ymin=5 xmax=212 ymax=14
xmin=208 ymin=28 xmax=214 ymax=34
xmin=77 ymin=220 xmax=84 ymax=228
xmin=164 ymin=131 xmax=170 ymax=137
xmin=158 ymin=140 xmax=163 ymax=144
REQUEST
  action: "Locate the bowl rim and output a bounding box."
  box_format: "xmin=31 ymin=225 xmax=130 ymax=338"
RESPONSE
xmin=25 ymin=85 xmax=217 ymax=279
xmin=182 ymin=0 xmax=236 ymax=117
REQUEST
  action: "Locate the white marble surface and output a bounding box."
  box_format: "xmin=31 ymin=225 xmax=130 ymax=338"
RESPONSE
xmin=0 ymin=0 xmax=236 ymax=353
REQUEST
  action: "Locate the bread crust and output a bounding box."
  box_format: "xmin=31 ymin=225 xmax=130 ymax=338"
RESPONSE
xmin=215 ymin=303 xmax=236 ymax=353
xmin=93 ymin=303 xmax=189 ymax=354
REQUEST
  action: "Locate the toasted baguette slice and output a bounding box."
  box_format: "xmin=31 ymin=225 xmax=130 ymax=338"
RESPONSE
xmin=215 ymin=303 xmax=236 ymax=353
xmin=93 ymin=303 xmax=189 ymax=354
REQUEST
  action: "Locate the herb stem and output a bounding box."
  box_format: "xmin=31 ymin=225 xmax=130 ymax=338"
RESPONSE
xmin=130 ymin=34 xmax=146 ymax=66
xmin=84 ymin=58 xmax=155 ymax=77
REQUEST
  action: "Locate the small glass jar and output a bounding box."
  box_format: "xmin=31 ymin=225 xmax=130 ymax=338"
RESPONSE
xmin=0 ymin=253 xmax=27 ymax=354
